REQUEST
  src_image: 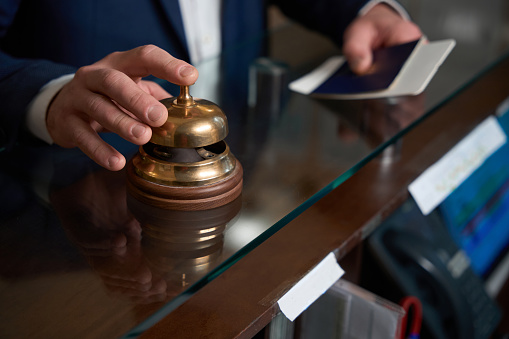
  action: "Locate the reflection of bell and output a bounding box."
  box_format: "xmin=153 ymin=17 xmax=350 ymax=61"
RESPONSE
xmin=127 ymin=85 xmax=243 ymax=210
xmin=127 ymin=191 xmax=242 ymax=295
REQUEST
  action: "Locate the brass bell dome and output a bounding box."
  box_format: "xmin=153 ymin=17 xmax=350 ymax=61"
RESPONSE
xmin=150 ymin=85 xmax=228 ymax=148
xmin=126 ymin=85 xmax=243 ymax=211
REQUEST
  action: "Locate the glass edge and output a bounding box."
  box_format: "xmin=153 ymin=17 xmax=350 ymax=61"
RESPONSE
xmin=121 ymin=47 xmax=509 ymax=339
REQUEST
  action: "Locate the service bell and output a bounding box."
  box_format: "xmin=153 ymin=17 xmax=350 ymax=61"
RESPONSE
xmin=126 ymin=85 xmax=243 ymax=211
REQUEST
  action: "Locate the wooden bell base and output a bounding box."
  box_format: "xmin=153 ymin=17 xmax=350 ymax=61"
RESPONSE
xmin=126 ymin=160 xmax=243 ymax=211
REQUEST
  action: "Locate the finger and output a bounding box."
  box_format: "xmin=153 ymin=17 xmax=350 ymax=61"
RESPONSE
xmin=382 ymin=21 xmax=423 ymax=46
xmin=67 ymin=114 xmax=126 ymax=171
xmin=78 ymin=67 xmax=168 ymax=127
xmin=139 ymin=80 xmax=171 ymax=100
xmin=74 ymin=88 xmax=153 ymax=145
xmin=101 ymin=45 xmax=198 ymax=85
xmin=66 ymin=221 xmax=127 ymax=251
xmin=126 ymin=220 xmax=142 ymax=240
xmin=131 ymin=293 xmax=167 ymax=305
xmin=343 ymin=21 xmax=378 ymax=74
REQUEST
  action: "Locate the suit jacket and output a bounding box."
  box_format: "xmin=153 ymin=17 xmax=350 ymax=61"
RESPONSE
xmin=0 ymin=0 xmax=368 ymax=152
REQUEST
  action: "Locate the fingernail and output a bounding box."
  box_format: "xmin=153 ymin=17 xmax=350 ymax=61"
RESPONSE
xmin=132 ymin=125 xmax=147 ymax=138
xmin=148 ymin=105 xmax=164 ymax=122
xmin=179 ymin=65 xmax=195 ymax=78
xmin=108 ymin=155 xmax=120 ymax=168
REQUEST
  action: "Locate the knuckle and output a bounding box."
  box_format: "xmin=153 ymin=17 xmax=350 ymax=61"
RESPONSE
xmin=127 ymin=90 xmax=147 ymax=110
xmin=86 ymin=95 xmax=105 ymax=114
xmin=74 ymin=65 xmax=93 ymax=81
xmin=109 ymin=50 xmax=123 ymax=59
xmin=89 ymin=144 xmax=103 ymax=162
xmin=100 ymin=50 xmax=122 ymax=65
xmin=111 ymin=112 xmax=129 ymax=130
xmin=72 ymin=128 xmax=103 ymax=162
xmin=71 ymin=127 xmax=88 ymax=148
xmin=100 ymin=69 xmax=124 ymax=90
xmin=162 ymin=58 xmax=179 ymax=74
xmin=135 ymin=44 xmax=158 ymax=60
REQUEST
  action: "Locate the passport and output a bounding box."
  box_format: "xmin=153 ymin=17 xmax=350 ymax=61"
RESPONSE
xmin=289 ymin=38 xmax=456 ymax=99
xmin=314 ymin=40 xmax=419 ymax=95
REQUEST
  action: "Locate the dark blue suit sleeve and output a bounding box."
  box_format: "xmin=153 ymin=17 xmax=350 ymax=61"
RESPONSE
xmin=0 ymin=0 xmax=76 ymax=151
xmin=271 ymin=0 xmax=369 ymax=46
xmin=0 ymin=53 xmax=76 ymax=151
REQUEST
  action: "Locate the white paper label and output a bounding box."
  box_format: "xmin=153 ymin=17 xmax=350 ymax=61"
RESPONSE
xmin=409 ymin=116 xmax=507 ymax=215
xmin=277 ymin=252 xmax=344 ymax=321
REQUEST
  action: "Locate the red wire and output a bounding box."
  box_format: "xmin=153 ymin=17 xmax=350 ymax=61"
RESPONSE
xmin=399 ymin=296 xmax=423 ymax=338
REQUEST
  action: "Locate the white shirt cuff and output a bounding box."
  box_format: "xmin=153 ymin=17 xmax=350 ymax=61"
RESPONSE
xmin=26 ymin=73 xmax=75 ymax=144
xmin=359 ymin=0 xmax=411 ymax=21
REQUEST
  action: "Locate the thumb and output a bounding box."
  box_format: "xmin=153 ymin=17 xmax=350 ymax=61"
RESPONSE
xmin=348 ymin=51 xmax=372 ymax=75
xmin=343 ymin=23 xmax=378 ymax=74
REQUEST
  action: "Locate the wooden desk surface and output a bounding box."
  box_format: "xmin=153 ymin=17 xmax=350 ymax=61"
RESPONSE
xmin=140 ymin=56 xmax=509 ymax=338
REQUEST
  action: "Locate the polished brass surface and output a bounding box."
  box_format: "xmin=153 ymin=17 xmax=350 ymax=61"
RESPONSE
xmin=130 ymin=85 xmax=240 ymax=189
xmin=131 ymin=141 xmax=237 ymax=187
xmin=150 ymin=85 xmax=228 ymax=148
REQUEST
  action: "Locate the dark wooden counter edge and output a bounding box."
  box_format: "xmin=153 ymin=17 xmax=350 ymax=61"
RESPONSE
xmin=140 ymin=57 xmax=509 ymax=338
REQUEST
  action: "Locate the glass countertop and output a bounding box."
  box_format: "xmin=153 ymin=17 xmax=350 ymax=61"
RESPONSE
xmin=1 ymin=1 xmax=509 ymax=338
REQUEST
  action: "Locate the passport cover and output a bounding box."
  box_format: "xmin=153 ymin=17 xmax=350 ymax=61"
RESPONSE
xmin=289 ymin=38 xmax=456 ymax=99
xmin=314 ymin=39 xmax=419 ymax=95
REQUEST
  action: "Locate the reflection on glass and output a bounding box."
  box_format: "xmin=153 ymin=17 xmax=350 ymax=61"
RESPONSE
xmin=50 ymin=167 xmax=241 ymax=309
xmin=2 ymin=0 xmax=509 ymax=335
xmin=127 ymin=192 xmax=242 ymax=302
xmin=328 ymin=94 xmax=426 ymax=164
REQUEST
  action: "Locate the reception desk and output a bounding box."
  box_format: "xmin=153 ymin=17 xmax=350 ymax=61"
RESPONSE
xmin=136 ymin=53 xmax=509 ymax=339
xmin=1 ymin=3 xmax=509 ymax=338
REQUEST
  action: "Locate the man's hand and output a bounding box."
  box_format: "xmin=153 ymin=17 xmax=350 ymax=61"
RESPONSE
xmin=47 ymin=45 xmax=198 ymax=171
xmin=343 ymin=3 xmax=422 ymax=74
